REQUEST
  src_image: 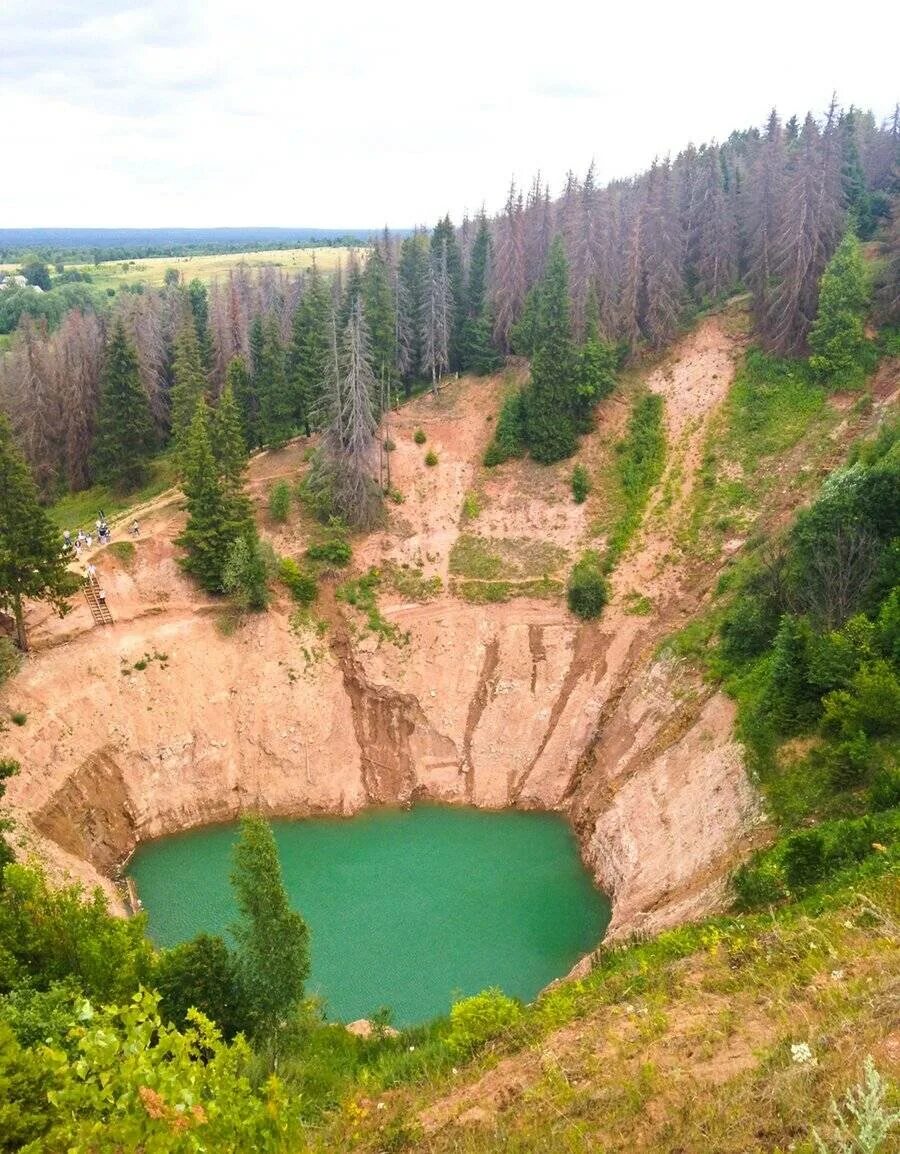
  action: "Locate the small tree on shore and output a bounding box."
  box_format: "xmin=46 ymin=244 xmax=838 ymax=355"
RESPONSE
xmin=0 ymin=414 xmax=78 ymax=650
xmin=230 ymin=814 xmax=310 ymax=1057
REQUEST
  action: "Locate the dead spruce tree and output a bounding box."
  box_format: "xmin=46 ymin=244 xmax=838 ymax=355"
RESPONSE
xmin=307 ymin=300 xmax=382 ymax=530
xmin=421 ymin=238 xmax=451 ymax=390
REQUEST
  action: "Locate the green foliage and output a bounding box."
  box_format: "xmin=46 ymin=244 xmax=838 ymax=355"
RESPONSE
xmin=9 ymin=712 xmax=26 ymax=727
xmin=361 ymin=247 xmax=396 ymax=382
xmin=735 ymin=811 xmax=899 ymax=906
xmin=567 ymin=550 xmax=609 ymax=619
xmin=809 ymin=232 xmax=872 ymax=386
xmin=336 ymin=568 xmax=405 ymax=642
xmin=0 ymin=411 xmax=79 ymax=650
xmin=723 ymin=350 xmax=825 ymax=464
xmin=169 ymin=310 xmax=207 ymax=454
xmin=20 ymin=259 xmax=51 ymax=291
xmin=484 ymin=389 xmax=526 ymax=466
xmin=0 ymin=758 xmax=19 ymax=877
xmin=577 ymin=332 xmax=617 ymax=422
xmin=91 ymin=320 xmax=155 ymax=491
xmin=30 ymin=990 xmax=302 ymax=1152
xmin=447 ymin=989 xmax=523 ymax=1058
xmin=212 ymin=382 xmax=249 ymax=495
xmin=571 ymin=463 xmax=590 ymax=503
xmin=604 ymin=393 xmax=665 ymax=569
xmin=0 ymin=638 xmax=20 ymax=687
xmin=449 ymin=534 xmax=567 ymax=581
xmin=413 ymin=428 xmax=426 ymax=445
xmin=522 ymin=237 xmax=578 ymax=463
xmin=155 ymin=933 xmax=245 ymax=1039
xmin=813 ymin=1056 xmax=900 ymax=1154
xmin=226 ymin=355 xmax=257 ymax=449
xmin=424 ymin=449 xmax=438 ymax=467
xmin=176 ymin=399 xmax=247 ymax=594
xmin=230 ymin=815 xmax=310 ymax=1052
xmin=278 ymin=557 xmax=318 ymax=605
xmin=288 ymin=263 xmax=330 ymax=436
xmin=0 ymin=1019 xmax=53 ymax=1150
xmin=268 ymin=480 xmax=291 ymax=523
xmin=257 ymin=318 xmax=293 ymax=449
xmin=0 ymin=864 xmax=153 ymax=1000
xmin=305 ymin=521 xmax=352 ymax=568
xmin=222 ymin=532 xmax=273 ymax=611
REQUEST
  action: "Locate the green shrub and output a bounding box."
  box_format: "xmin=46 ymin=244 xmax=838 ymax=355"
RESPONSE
xmin=447 ymin=989 xmax=523 ymax=1058
xmin=268 ymin=480 xmax=291 ymax=523
xmin=821 ymin=661 xmax=900 ymax=740
xmin=820 ymin=730 xmax=877 ymax=789
xmin=870 ymin=767 xmax=900 ymax=811
xmin=0 ymin=637 xmax=21 ymax=687
xmin=10 ymin=712 xmax=27 ymax=727
xmin=567 ymin=550 xmax=609 ymax=620
xmin=305 ymin=522 xmax=352 ymax=568
xmin=484 ymin=390 xmax=526 ymax=466
xmin=732 ymin=858 xmax=788 ymax=907
xmin=783 ymin=830 xmax=827 ymax=889
xmin=222 ymin=533 xmax=273 ymax=612
xmin=571 ymin=464 xmax=590 ymax=503
xmin=278 ymin=557 xmax=317 ymax=605
xmin=424 ymin=449 xmax=438 ymax=467
xmin=413 ymin=428 xmax=426 ymax=445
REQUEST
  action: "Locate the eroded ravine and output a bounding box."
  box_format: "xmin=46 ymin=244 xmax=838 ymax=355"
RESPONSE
xmin=3 ymin=317 xmax=761 ymax=944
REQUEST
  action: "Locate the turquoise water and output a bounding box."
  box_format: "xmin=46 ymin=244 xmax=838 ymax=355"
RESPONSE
xmin=128 ymin=805 xmax=610 ymax=1025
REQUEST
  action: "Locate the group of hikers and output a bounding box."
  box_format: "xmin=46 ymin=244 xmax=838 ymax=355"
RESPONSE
xmin=62 ymin=515 xmax=141 ymax=559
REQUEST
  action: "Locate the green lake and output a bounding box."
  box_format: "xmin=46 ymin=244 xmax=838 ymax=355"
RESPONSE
xmin=128 ymin=805 xmax=611 ymax=1025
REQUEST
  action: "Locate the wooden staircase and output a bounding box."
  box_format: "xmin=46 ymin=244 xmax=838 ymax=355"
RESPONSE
xmin=83 ymin=576 xmax=114 ymax=627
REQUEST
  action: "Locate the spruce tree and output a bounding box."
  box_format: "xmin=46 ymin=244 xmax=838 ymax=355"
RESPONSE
xmin=225 ymin=355 xmax=257 ymax=449
xmin=397 ymin=233 xmax=428 ymax=392
xmin=176 ymin=398 xmax=242 ymax=593
xmin=523 ymin=237 xmax=578 ymax=462
xmin=809 ymin=231 xmax=871 ymax=384
xmin=91 ymin=320 xmax=155 ymax=491
xmin=212 ymin=382 xmax=249 ymax=497
xmin=460 ymin=215 xmax=501 ymax=374
xmin=170 ymin=310 xmax=207 ymax=453
xmin=360 ymin=247 xmax=396 ymax=390
xmin=288 ymin=264 xmax=331 ymax=435
xmin=257 ymin=319 xmax=293 ymax=449
xmin=230 ymin=814 xmax=310 ymax=1054
xmin=0 ymin=413 xmax=78 ymax=650
xmin=187 ymin=279 xmax=214 ymax=372
xmin=430 ymin=216 xmax=464 ymax=369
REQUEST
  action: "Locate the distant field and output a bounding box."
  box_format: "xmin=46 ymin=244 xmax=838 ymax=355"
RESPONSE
xmin=0 ymin=245 xmax=363 ymax=290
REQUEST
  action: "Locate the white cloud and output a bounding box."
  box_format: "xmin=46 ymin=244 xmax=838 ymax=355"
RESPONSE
xmin=1 ymin=0 xmax=896 ymax=227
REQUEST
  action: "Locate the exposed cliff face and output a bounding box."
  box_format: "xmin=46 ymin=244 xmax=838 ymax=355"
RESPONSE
xmin=3 ymin=317 xmax=763 ymax=938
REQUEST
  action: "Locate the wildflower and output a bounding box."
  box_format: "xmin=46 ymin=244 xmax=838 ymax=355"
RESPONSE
xmin=791 ymin=1042 xmax=815 ymax=1065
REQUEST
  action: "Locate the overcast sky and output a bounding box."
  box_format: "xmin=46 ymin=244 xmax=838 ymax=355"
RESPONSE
xmin=2 ymin=0 xmax=897 ymax=229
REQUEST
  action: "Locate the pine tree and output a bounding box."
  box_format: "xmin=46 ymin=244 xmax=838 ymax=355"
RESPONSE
xmin=746 ymin=109 xmax=787 ymax=337
xmin=287 ymin=263 xmax=330 ymax=435
xmin=421 ymin=241 xmax=451 ymax=389
xmin=91 ymin=320 xmax=155 ymax=491
xmin=360 ymin=247 xmax=396 ymax=390
xmin=492 ymin=182 xmax=527 ymax=350
xmin=176 ymin=398 xmax=243 ymax=593
xmin=256 ymin=318 xmax=293 ymax=449
xmin=577 ymin=292 xmax=617 ymax=425
xmin=808 ymin=231 xmax=871 ymax=383
xmin=523 ymin=237 xmax=578 ymax=462
xmin=170 ymin=309 xmax=207 ymax=453
xmin=642 ymin=158 xmax=685 ymax=349
xmin=230 ymin=814 xmax=310 ymax=1054
xmin=0 ymin=412 xmax=78 ymax=650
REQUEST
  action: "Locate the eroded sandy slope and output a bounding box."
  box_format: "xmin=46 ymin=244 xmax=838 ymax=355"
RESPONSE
xmin=3 ymin=317 xmax=762 ymax=939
